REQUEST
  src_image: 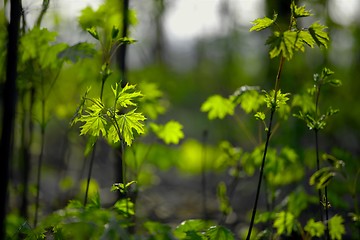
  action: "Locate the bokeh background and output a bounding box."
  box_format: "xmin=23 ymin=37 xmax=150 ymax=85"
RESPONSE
xmin=1 ymin=0 xmax=359 ymax=237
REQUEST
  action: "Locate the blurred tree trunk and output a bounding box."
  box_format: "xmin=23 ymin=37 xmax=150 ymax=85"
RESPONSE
xmin=0 ymin=0 xmax=21 ymax=238
xmin=152 ymin=0 xmax=166 ymax=63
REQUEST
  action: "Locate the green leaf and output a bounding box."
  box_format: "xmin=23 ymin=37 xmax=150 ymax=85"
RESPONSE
xmin=115 ymin=109 xmax=146 ymax=146
xmin=291 ymin=1 xmax=312 ymax=18
xmin=309 ymin=22 xmax=330 ymax=48
xmin=238 ymin=90 xmax=265 ymax=113
xmin=58 ymin=42 xmax=97 ymax=63
xmin=264 ymin=90 xmax=290 ymax=109
xmin=309 ymin=167 xmax=336 ymax=189
xmin=111 ymin=181 xmax=136 ymax=194
xmin=113 ymin=83 xmax=143 ymax=108
xmin=113 ymin=199 xmax=135 ymax=217
xmin=250 ymin=13 xmax=277 ymax=32
xmin=111 ymin=26 xmax=120 ymax=40
xmin=273 ymin=211 xmax=296 ymax=236
xmin=201 ymin=95 xmax=235 ymax=120
xmin=86 ymin=27 xmax=99 ymax=40
xmin=255 ymin=112 xmax=266 ymax=121
xmin=174 ymin=219 xmax=213 ymax=239
xmin=217 ymin=182 xmax=232 ymax=216
xmin=328 ymin=215 xmax=345 ymax=240
xmin=299 ymin=30 xmax=316 ymax=48
xmin=304 ymin=219 xmax=325 ymax=237
xmin=144 ymin=221 xmax=172 ymax=238
xmin=206 ymin=226 xmax=234 ymax=240
xmin=266 ymin=30 xmax=306 ymax=60
xmin=79 ymin=99 xmax=108 ymax=137
xmin=150 ymin=120 xmax=184 ymax=144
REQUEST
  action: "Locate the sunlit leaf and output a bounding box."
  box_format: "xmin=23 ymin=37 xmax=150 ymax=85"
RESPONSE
xmin=309 ymin=167 xmax=336 ymax=189
xmin=116 ymin=109 xmax=146 ymax=146
xmin=328 ymin=215 xmax=345 ymax=240
xmin=250 ymin=13 xmax=277 ymax=32
xmin=309 ymin=22 xmax=329 ymax=48
xmin=113 ymin=83 xmax=143 ymax=108
xmin=150 ymin=120 xmax=184 ymax=144
xmin=174 ymin=219 xmax=213 ymax=239
xmin=291 ymin=2 xmax=312 ymax=18
xmin=206 ymin=226 xmax=234 ymax=240
xmin=273 ymin=211 xmax=296 ymax=236
xmin=266 ymin=31 xmax=306 ymax=60
xmin=79 ymin=99 xmax=108 ymax=137
xmin=304 ymin=219 xmax=325 ymax=237
xmin=201 ymin=95 xmax=235 ymax=120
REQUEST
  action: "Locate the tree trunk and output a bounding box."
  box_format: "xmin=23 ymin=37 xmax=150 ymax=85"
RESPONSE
xmin=0 ymin=0 xmax=21 ymax=238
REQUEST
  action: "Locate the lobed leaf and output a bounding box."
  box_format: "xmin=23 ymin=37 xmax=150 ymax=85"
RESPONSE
xmin=113 ymin=83 xmax=143 ymax=108
xmin=116 ymin=109 xmax=146 ymax=146
xmin=304 ymin=219 xmax=325 ymax=237
xmin=201 ymin=95 xmax=235 ymax=120
xmin=273 ymin=211 xmax=296 ymax=236
xmin=309 ymin=167 xmax=336 ymax=189
xmin=291 ymin=1 xmax=312 ymax=18
xmin=309 ymin=22 xmax=329 ymax=48
xmin=250 ymin=13 xmax=277 ymax=32
xmin=150 ymin=120 xmax=184 ymax=144
xmin=328 ymin=215 xmax=346 ymax=240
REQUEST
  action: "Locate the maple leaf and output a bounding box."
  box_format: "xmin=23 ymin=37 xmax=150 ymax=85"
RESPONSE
xmin=150 ymin=120 xmax=184 ymax=144
xmin=250 ymin=13 xmax=277 ymax=32
xmin=112 ymin=83 xmax=143 ymax=108
xmin=201 ymin=95 xmax=235 ymax=120
xmin=113 ymin=109 xmax=146 ymax=146
xmin=291 ymin=2 xmax=312 ymax=18
xmin=309 ymin=22 xmax=329 ymax=48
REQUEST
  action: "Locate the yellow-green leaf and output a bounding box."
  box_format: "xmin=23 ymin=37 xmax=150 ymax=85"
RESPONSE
xmin=150 ymin=121 xmax=184 ymax=144
xmin=328 ymin=215 xmax=345 ymax=240
xmin=116 ymin=109 xmax=146 ymax=146
xmin=309 ymin=22 xmax=329 ymax=48
xmin=201 ymin=95 xmax=235 ymax=120
xmin=250 ymin=13 xmax=277 ymax=32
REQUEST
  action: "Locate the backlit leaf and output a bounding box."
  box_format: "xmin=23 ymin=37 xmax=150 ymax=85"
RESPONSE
xmin=309 ymin=22 xmax=329 ymax=48
xmin=113 ymin=83 xmax=143 ymax=108
xmin=250 ymin=13 xmax=277 ymax=32
xmin=304 ymin=219 xmax=325 ymax=237
xmin=201 ymin=95 xmax=235 ymax=120
xmin=309 ymin=167 xmax=336 ymax=189
xmin=328 ymin=215 xmax=345 ymax=240
xmin=206 ymin=226 xmax=234 ymax=240
xmin=150 ymin=121 xmax=184 ymax=144
xmin=116 ymin=109 xmax=146 ymax=146
xmin=273 ymin=211 xmax=296 ymax=236
xmin=291 ymin=2 xmax=312 ymax=18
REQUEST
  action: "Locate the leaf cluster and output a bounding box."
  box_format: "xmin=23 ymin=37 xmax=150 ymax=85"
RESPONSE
xmin=72 ymin=83 xmax=146 ymax=146
xmin=250 ymin=1 xmax=330 ymax=60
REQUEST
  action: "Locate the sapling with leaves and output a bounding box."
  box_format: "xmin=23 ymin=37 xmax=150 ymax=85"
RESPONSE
xmin=244 ymin=2 xmax=332 ymax=239
xmin=203 ymin=1 xmax=332 ymax=239
xmin=293 ymin=67 xmax=346 ymax=239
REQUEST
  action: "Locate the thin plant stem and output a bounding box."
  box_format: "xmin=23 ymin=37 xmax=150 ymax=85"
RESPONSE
xmin=83 ymin=76 xmax=107 ymax=206
xmin=201 ymin=130 xmax=208 ymax=219
xmin=84 ymin=143 xmax=97 ymax=206
xmin=34 ymin=76 xmax=46 ymax=227
xmin=246 ymin=56 xmax=285 ymax=240
xmin=325 ymin=187 xmax=330 ymax=240
xmin=315 ymin=129 xmax=324 ymax=222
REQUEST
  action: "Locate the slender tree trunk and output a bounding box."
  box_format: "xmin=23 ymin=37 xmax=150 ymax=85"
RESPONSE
xmin=0 ymin=0 xmax=21 ymax=238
